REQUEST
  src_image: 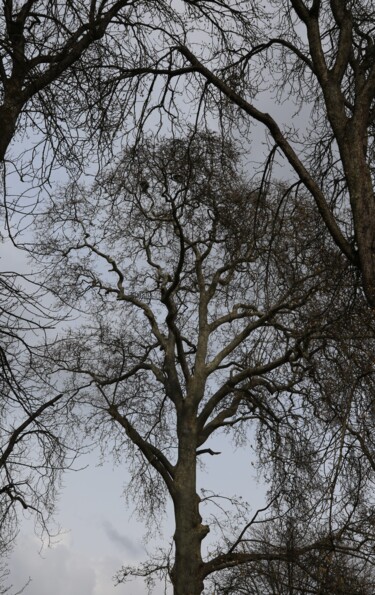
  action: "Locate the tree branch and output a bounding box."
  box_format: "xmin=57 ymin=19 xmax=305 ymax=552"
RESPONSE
xmin=175 ymin=45 xmax=356 ymax=265
xmin=107 ymin=404 xmax=175 ymax=494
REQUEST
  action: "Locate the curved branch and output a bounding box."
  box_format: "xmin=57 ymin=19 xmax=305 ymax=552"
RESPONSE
xmin=0 ymin=393 xmax=64 ymax=469
xmin=176 ymin=44 xmax=356 ymax=265
xmin=108 ymin=404 xmax=175 ymax=495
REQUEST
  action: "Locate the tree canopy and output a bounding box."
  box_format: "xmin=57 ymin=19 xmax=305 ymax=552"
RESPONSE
xmin=1 ymin=2 xmax=375 ymax=594
xmin=33 ymin=132 xmax=375 ymax=594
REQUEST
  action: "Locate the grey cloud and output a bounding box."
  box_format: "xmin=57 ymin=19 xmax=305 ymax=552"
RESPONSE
xmin=9 ymin=539 xmax=96 ymax=595
xmin=102 ymin=520 xmax=142 ymax=557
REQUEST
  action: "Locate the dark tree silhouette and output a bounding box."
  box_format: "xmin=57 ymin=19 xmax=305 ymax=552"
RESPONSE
xmin=35 ymin=132 xmax=375 ymax=595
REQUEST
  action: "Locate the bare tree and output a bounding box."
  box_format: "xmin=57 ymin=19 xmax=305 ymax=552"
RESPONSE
xmin=181 ymin=2 xmax=375 ymax=308
xmin=34 ymin=132 xmax=375 ymax=595
xmin=0 ymin=1 xmax=153 ymax=161
xmin=210 ymin=514 xmax=375 ymax=595
xmin=0 ymin=277 xmax=83 ymax=590
xmin=1 ymin=4 xmax=374 ymax=585
xmin=73 ymin=1 xmax=375 ymax=308
xmin=0 ymin=270 xmax=71 ymax=540
xmin=0 ymin=0 xmax=153 ymax=576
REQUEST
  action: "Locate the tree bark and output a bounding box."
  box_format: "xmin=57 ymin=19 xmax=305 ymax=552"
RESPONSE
xmin=335 ymin=121 xmax=375 ymax=308
xmin=0 ymin=102 xmax=22 ymax=161
xmin=170 ymin=403 xmax=209 ymax=595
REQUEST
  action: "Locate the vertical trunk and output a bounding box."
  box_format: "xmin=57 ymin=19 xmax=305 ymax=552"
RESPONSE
xmin=317 ymin=71 xmax=375 ymax=307
xmin=352 ymin=181 xmax=375 ymax=309
xmin=170 ymin=405 xmax=209 ymax=595
xmin=339 ymin=125 xmax=375 ymax=308
xmin=0 ymin=81 xmax=25 ymax=161
xmin=0 ymin=103 xmax=20 ymax=161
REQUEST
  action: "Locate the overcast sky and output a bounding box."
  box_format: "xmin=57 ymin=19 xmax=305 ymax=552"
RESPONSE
xmin=9 ymin=449 xmax=166 ymax=595
xmin=2 ymin=201 xmax=268 ymax=594
xmin=2 ymin=47 xmax=313 ymax=591
xmin=8 ymin=431 xmax=267 ymax=594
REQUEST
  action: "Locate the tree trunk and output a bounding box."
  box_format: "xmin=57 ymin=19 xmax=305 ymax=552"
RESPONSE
xmin=339 ymin=125 xmax=375 ymax=308
xmin=0 ymin=75 xmax=27 ymax=161
xmin=170 ymin=406 xmax=209 ymax=595
xmin=0 ymin=102 xmax=20 ymax=161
